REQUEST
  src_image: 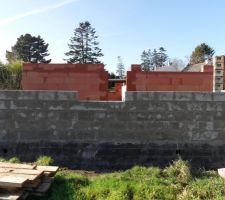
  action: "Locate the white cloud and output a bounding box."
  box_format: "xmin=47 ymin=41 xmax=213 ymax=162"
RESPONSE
xmin=0 ymin=0 xmax=79 ymax=27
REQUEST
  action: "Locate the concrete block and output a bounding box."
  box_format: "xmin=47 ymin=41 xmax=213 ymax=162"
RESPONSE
xmin=38 ymin=91 xmax=56 ymax=100
xmin=0 ymin=101 xmax=9 ymax=109
xmin=56 ymin=91 xmax=78 ymax=101
xmin=132 ymin=92 xmax=156 ymax=101
xmin=194 ymin=93 xmax=213 ymax=101
xmin=157 ymin=92 xmax=174 ymax=101
xmin=125 ymin=92 xmax=135 ymax=101
xmin=174 ymin=92 xmax=194 ymax=101
xmin=0 ymin=91 xmax=18 ymax=100
xmin=17 ymin=91 xmax=37 ymax=100
xmin=213 ymin=92 xmax=225 ymax=101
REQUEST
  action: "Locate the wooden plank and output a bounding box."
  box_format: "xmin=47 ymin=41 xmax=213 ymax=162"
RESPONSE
xmin=24 ymin=178 xmax=42 ymax=191
xmin=0 ymin=191 xmax=24 ymax=200
xmin=0 ymin=163 xmax=36 ymax=170
xmin=0 ymin=168 xmax=44 ymax=176
xmin=0 ymin=173 xmax=39 ymax=182
xmin=0 ymin=172 xmax=41 ymax=188
xmin=35 ymin=166 xmax=59 ymax=173
xmin=218 ymin=168 xmax=225 ymax=178
xmin=0 ymin=175 xmax=28 ymax=188
xmin=34 ymin=182 xmax=52 ymax=194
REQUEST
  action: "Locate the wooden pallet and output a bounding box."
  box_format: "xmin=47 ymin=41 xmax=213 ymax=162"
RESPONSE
xmin=0 ymin=162 xmax=58 ymax=200
xmin=218 ymin=168 xmax=225 ymax=179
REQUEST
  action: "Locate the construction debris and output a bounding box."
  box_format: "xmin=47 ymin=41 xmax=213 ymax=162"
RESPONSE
xmin=218 ymin=168 xmax=225 ymax=179
xmin=0 ymin=162 xmax=59 ymax=200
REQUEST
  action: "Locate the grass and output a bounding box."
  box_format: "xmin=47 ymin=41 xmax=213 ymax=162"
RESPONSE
xmin=8 ymin=156 xmax=21 ymax=163
xmin=36 ymin=156 xmax=54 ymax=166
xmin=27 ymin=159 xmax=225 ymax=200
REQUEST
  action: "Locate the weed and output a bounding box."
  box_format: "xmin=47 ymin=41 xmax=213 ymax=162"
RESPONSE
xmin=36 ymin=156 xmax=54 ymax=166
xmin=8 ymin=157 xmax=21 ymax=163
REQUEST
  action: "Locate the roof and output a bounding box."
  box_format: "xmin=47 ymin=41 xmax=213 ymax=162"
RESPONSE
xmin=182 ymin=63 xmax=204 ymax=72
xmin=155 ymin=65 xmax=180 ymax=72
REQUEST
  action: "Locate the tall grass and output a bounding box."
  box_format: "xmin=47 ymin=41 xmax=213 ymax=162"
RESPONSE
xmin=0 ymin=60 xmax=22 ymax=89
xmin=27 ymin=158 xmax=225 ymax=200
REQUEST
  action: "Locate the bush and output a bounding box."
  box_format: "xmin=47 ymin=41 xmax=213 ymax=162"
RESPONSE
xmin=8 ymin=157 xmax=21 ymax=163
xmin=0 ymin=60 xmax=22 ymax=89
xmin=0 ymin=157 xmax=6 ymax=162
xmin=36 ymin=156 xmax=54 ymax=166
xmin=163 ymin=158 xmax=192 ymax=186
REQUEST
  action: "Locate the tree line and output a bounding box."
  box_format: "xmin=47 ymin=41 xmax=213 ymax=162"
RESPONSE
xmin=0 ymin=20 xmax=216 ymax=88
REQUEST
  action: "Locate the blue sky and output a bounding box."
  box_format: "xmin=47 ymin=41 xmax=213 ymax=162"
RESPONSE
xmin=1 ymin=0 xmax=225 ymax=72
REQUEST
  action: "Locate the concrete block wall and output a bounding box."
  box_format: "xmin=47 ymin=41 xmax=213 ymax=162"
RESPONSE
xmin=1 ymin=90 xmax=225 ymax=170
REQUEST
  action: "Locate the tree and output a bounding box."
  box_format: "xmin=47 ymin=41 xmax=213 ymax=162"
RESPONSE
xmin=108 ymin=72 xmax=119 ymax=89
xmin=65 ymin=21 xmax=103 ymax=64
xmin=157 ymin=47 xmax=168 ymax=67
xmin=169 ymin=58 xmax=186 ymax=71
xmin=116 ymin=56 xmax=125 ymax=78
xmin=140 ymin=47 xmax=168 ymax=71
xmin=108 ymin=72 xmax=119 ymax=79
xmin=190 ymin=43 xmax=215 ymax=64
xmin=140 ymin=50 xmax=154 ymax=71
xmin=6 ymin=34 xmax=51 ymax=63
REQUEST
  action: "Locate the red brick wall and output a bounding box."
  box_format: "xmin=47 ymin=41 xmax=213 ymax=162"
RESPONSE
xmin=22 ymin=63 xmax=213 ymax=101
xmin=127 ymin=65 xmax=213 ymax=92
xmin=22 ymin=63 xmax=109 ymax=100
xmin=107 ymin=83 xmax=123 ymax=101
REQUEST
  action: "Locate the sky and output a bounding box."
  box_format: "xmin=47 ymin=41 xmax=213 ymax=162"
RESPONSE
xmin=1 ymin=0 xmax=225 ymax=72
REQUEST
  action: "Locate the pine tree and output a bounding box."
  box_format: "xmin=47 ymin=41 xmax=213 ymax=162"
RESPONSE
xmin=190 ymin=43 xmax=215 ymax=64
xmin=116 ymin=56 xmax=125 ymax=79
xmin=140 ymin=50 xmax=154 ymax=71
xmin=65 ymin=21 xmax=103 ymax=64
xmin=152 ymin=49 xmax=158 ymax=69
xmin=157 ymin=47 xmax=168 ymax=67
xmin=6 ymin=34 xmax=51 ymax=63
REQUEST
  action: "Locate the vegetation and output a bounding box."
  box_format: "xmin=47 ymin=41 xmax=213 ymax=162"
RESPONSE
xmin=65 ymin=21 xmax=103 ymax=64
xmin=8 ymin=157 xmax=21 ymax=164
xmin=190 ymin=43 xmax=215 ymax=65
xmin=0 ymin=60 xmax=22 ymax=89
xmin=116 ymin=56 xmax=125 ymax=78
xmin=6 ymin=33 xmax=51 ymax=63
xmin=28 ymin=159 xmax=225 ymax=200
xmin=0 ymin=157 xmax=6 ymax=162
xmin=108 ymin=72 xmax=119 ymax=89
xmin=36 ymin=156 xmax=54 ymax=166
xmin=140 ymin=47 xmax=168 ymax=71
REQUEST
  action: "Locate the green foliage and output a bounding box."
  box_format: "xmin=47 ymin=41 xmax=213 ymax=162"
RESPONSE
xmin=6 ymin=33 xmax=51 ymax=63
xmin=179 ymin=177 xmax=225 ymax=200
xmin=0 ymin=157 xmax=6 ymax=162
xmin=163 ymin=159 xmax=192 ymax=186
xmin=108 ymin=72 xmax=119 ymax=89
xmin=65 ymin=21 xmax=103 ymax=64
xmin=116 ymin=56 xmax=125 ymax=78
xmin=7 ymin=60 xmax=23 ymax=73
xmin=140 ymin=47 xmax=168 ymax=71
xmin=190 ymin=43 xmax=215 ymax=64
xmin=0 ymin=60 xmax=22 ymax=89
xmin=27 ymin=158 xmax=225 ymax=200
xmin=36 ymin=156 xmax=54 ymax=166
xmin=8 ymin=157 xmax=21 ymax=163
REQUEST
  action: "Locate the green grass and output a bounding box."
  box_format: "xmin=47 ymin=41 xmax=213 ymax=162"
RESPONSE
xmin=27 ymin=159 xmax=225 ymax=200
xmin=36 ymin=156 xmax=54 ymax=166
xmin=8 ymin=156 xmax=21 ymax=163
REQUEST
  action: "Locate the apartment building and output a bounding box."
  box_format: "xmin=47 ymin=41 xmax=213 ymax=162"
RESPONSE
xmin=213 ymin=56 xmax=225 ymax=91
